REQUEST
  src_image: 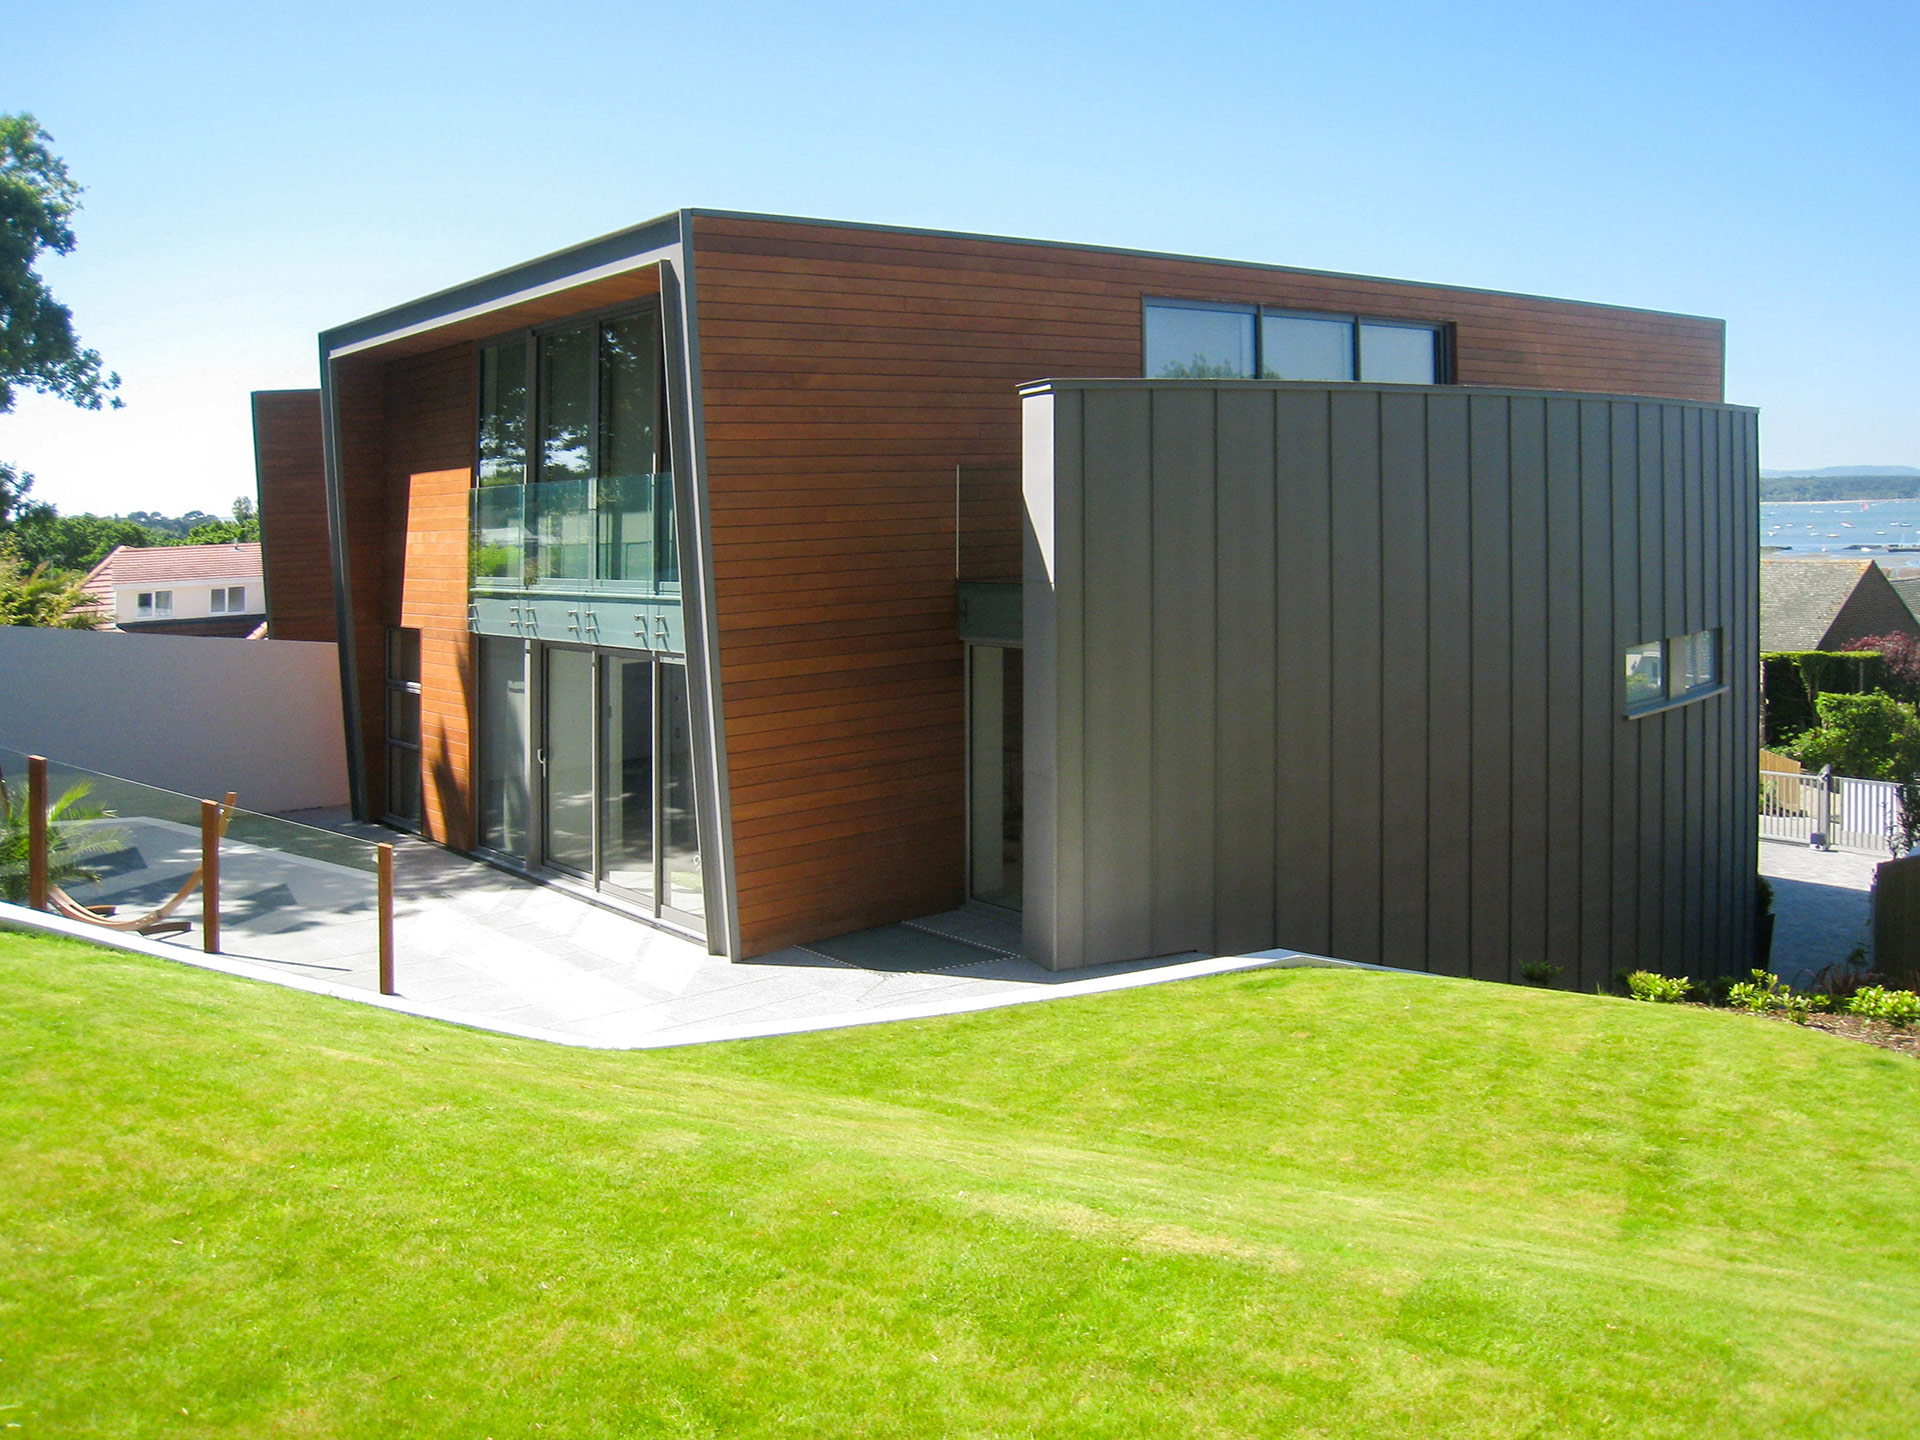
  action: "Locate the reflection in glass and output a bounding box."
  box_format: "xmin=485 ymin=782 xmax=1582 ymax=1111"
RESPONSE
xmin=661 ymin=663 xmax=704 ymax=916
xmin=478 ymin=637 xmax=528 ymax=857
xmin=529 ymin=478 xmax=593 ymax=583
xmin=1359 ymin=323 xmax=1439 ymax=384
xmin=599 ymin=473 xmax=655 ymax=587
xmin=1677 ymin=629 xmax=1720 ymax=697
xmin=478 ymin=340 xmax=527 ymax=487
xmin=601 ymin=656 xmax=655 ymax=901
xmin=538 ymin=326 xmax=593 ymax=481
xmin=600 ymin=315 xmax=659 ymax=477
xmin=1261 ymin=314 xmax=1354 ymax=381
xmin=1624 ymin=641 xmax=1666 ymax=711
xmin=470 ymin=483 xmax=525 ymax=589
xmin=543 ymin=647 xmax=596 ymax=873
xmin=968 ymin=645 xmax=1024 ymax=910
xmin=1144 ymin=302 xmax=1255 ymax=379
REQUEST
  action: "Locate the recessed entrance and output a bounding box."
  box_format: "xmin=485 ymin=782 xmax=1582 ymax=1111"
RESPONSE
xmin=967 ymin=643 xmax=1023 ymax=911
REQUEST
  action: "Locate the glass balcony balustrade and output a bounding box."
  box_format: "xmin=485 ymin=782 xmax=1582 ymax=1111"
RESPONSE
xmin=470 ymin=473 xmax=679 ymax=596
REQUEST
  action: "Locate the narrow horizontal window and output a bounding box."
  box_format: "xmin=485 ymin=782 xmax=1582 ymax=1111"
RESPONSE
xmin=1625 ymin=628 xmax=1723 ymax=715
xmin=1624 ymin=641 xmax=1666 ymax=713
xmin=1261 ymin=313 xmax=1352 ymax=381
xmin=1146 ymin=299 xmax=1446 ymax=385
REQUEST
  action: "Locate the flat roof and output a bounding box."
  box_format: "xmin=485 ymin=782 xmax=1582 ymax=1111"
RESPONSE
xmin=321 ymin=208 xmax=1721 ymax=360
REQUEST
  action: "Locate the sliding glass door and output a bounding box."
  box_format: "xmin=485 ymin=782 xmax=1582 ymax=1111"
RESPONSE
xmin=477 ymin=638 xmax=703 ymax=932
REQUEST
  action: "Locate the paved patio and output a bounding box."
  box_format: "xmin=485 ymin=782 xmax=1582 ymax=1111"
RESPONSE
xmin=1759 ymin=838 xmax=1881 ymax=986
xmin=18 ymin=812 xmax=1353 ymax=1048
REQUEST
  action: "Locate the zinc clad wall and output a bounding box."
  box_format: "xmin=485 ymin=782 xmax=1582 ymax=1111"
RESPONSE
xmin=1026 ymin=379 xmax=1757 ymax=987
xmin=690 ymin=214 xmax=1726 ymax=958
xmin=251 ymin=389 xmax=333 ymax=643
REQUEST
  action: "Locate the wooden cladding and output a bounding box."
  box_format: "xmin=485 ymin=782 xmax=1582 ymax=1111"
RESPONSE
xmin=251 ymin=390 xmax=333 ymax=643
xmin=689 ymin=214 xmax=1727 ymax=959
xmin=328 ymin=344 xmax=477 ymax=848
xmin=1025 ymin=380 xmax=1757 ymax=986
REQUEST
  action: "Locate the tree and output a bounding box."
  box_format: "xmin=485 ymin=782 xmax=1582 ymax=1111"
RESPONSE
xmin=182 ymin=496 xmax=261 ymax=546
xmin=5 ymin=509 xmax=158 ymax=571
xmin=1 ymin=114 xmax=120 ymax=414
xmin=1785 ymin=692 xmax=1920 ymax=782
xmin=1853 ymin=632 xmax=1920 ymax=702
xmin=0 ymin=541 xmax=104 ymax=627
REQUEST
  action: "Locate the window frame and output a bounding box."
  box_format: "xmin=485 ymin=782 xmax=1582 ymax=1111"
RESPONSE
xmin=1624 ymin=627 xmax=1725 ymax=718
xmin=1144 ymin=297 xmax=1453 ymax=385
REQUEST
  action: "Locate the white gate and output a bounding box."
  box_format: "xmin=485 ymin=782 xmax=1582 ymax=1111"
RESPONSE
xmin=1760 ymin=765 xmax=1903 ymax=857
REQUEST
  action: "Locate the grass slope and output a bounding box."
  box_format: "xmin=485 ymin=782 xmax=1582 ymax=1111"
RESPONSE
xmin=3 ymin=933 xmax=1918 ymax=1438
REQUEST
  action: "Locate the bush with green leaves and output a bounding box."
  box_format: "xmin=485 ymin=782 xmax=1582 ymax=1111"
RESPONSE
xmin=1625 ymin=971 xmax=1692 ymax=1003
xmin=1784 ymin=692 xmax=1920 ymax=782
xmin=0 ymin=775 xmax=127 ymax=904
xmin=1847 ymin=986 xmax=1920 ymax=1027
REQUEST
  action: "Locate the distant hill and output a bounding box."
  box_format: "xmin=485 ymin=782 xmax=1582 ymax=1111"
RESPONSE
xmin=1761 ymin=465 xmax=1920 ymax=479
xmin=1761 ymin=474 xmax=1920 ymax=502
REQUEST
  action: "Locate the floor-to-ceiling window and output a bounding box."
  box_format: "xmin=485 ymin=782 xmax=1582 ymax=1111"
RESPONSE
xmin=468 ymin=297 xmax=703 ymax=934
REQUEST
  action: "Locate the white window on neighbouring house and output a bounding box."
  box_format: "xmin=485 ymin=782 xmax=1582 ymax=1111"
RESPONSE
xmin=211 ymin=586 xmax=246 ymax=613
xmin=136 ymin=591 xmax=173 ymax=619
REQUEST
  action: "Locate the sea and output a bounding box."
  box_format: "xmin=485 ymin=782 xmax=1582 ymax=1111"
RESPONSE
xmin=1761 ymin=499 xmax=1920 ymax=570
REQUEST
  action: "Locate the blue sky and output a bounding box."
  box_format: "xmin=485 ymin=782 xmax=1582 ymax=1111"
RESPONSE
xmin=6 ymin=0 xmax=1916 ymax=513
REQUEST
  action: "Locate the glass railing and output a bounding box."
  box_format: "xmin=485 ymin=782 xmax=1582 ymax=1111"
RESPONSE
xmin=471 ymin=473 xmax=679 ymax=596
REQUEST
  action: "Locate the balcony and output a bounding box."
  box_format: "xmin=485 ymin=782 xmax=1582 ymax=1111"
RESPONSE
xmin=470 ymin=473 xmax=679 ymax=598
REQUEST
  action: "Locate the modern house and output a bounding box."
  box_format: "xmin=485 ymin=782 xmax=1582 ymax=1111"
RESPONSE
xmin=80 ymin=542 xmax=266 ymax=637
xmin=1759 ymin=557 xmax=1919 ymax=653
xmin=253 ymin=210 xmax=1757 ymax=989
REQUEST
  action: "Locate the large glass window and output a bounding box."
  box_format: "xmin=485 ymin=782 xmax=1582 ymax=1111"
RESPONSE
xmin=1146 ymin=298 xmax=1446 ymax=384
xmin=1143 ymin=302 xmax=1256 ymax=379
xmin=478 ymin=340 xmax=527 ymax=487
xmin=477 ymin=636 xmax=529 ymax=857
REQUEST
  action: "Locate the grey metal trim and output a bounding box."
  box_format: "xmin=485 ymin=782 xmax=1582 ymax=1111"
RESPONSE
xmin=320 ymin=213 xmax=683 ymax=356
xmin=1019 ymin=376 xmax=1758 ymax=413
xmin=318 ymin=343 xmax=369 ymax=820
xmin=659 ymin=219 xmax=738 ymax=961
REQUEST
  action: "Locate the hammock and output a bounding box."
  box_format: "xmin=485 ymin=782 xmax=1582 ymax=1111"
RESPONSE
xmin=44 ymin=792 xmax=237 ymax=936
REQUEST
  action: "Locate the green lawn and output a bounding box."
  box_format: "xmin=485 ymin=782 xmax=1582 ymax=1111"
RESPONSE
xmin=3 ymin=933 xmax=1918 ymax=1438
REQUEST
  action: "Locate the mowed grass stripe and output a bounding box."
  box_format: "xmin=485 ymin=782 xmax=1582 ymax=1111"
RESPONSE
xmin=2 ymin=931 xmax=1917 ymax=1438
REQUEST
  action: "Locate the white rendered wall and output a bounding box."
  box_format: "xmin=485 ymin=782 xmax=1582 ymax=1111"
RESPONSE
xmin=113 ymin=576 xmax=261 ymax=624
xmin=0 ymin=627 xmax=348 ymax=812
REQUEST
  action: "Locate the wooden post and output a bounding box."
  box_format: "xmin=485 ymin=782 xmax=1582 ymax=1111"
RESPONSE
xmin=377 ymin=843 xmax=395 ymax=996
xmin=26 ymin=755 xmax=49 ymax=911
xmin=200 ymin=799 xmax=220 ymax=954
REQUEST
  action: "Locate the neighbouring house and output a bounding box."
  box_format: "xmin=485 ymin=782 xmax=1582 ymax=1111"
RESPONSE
xmin=1759 ymin=557 xmax=1920 ymax=654
xmin=80 ymin=542 xmax=267 ymax=637
xmin=252 ymin=210 xmax=1757 ymax=989
xmin=1882 ymin=569 xmax=1920 ymax=631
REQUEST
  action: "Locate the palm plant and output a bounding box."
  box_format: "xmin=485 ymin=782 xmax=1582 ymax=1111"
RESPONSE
xmin=0 ymin=770 xmax=129 ymax=904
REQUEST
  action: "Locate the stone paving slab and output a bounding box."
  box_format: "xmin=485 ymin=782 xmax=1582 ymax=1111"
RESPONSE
xmin=1759 ymin=839 xmax=1881 ymax=986
xmin=10 ymin=815 xmax=1372 ymax=1048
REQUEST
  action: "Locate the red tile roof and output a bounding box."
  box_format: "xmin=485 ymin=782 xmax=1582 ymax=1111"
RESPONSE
xmin=82 ymin=542 xmax=263 ymax=592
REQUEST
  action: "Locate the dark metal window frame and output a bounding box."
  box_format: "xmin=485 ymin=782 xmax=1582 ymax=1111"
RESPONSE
xmin=1142 ymin=296 xmax=1455 ymax=384
xmin=383 ymin=625 xmax=424 ymax=831
xmin=1624 ymin=626 xmax=1726 ymax=719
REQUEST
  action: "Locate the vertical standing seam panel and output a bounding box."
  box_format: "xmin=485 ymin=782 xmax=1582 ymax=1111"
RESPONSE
xmin=1575 ymin=401 xmax=1616 ymax=991
xmin=1329 ymin=389 xmax=1384 ymax=965
xmin=1469 ymin=394 xmax=1514 ymax=981
xmin=1056 ymin=390 xmax=1088 ymax=969
xmin=1507 ymin=397 xmax=1550 ymax=979
xmin=1212 ymin=388 xmax=1279 ymax=955
xmin=1020 ymin=390 xmax=1061 ymax=966
xmin=1638 ymin=404 xmax=1670 ymax=973
xmin=1660 ymin=406 xmax=1689 ymax=973
xmin=1609 ymin=402 xmax=1642 ymax=980
xmin=1700 ymin=406 xmax=1726 ymax=973
xmin=1736 ymin=412 xmax=1760 ymax=964
xmin=1081 ymin=388 xmax=1155 ymax=963
xmin=1543 ymin=398 xmax=1584 ymax=981
xmin=1681 ymin=408 xmax=1707 ymax=972
xmin=1424 ymin=394 xmax=1473 ymax=976
xmin=1150 ymin=386 xmax=1219 ymax=956
xmin=1273 ymin=390 xmax=1334 ymax=955
xmin=1378 ymin=391 xmax=1430 ymax=972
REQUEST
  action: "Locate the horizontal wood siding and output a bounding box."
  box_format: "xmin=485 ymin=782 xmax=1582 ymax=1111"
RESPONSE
xmin=692 ymin=214 xmax=1725 ymax=958
xmin=251 ymin=390 xmax=333 ymax=643
xmin=385 ymin=345 xmax=478 ymax=851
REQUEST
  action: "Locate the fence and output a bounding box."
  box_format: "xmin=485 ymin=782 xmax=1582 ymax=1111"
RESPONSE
xmin=0 ymin=747 xmax=396 ymax=994
xmin=1759 ymin=763 xmax=1904 ymax=857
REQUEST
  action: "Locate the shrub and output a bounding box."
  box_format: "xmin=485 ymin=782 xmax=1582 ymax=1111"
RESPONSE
xmin=1520 ymin=961 xmax=1560 ymax=986
xmin=1726 ymin=971 xmax=1781 ymax=1012
xmin=1848 ymin=986 xmax=1920 ymax=1027
xmin=1625 ymin=971 xmax=1692 ymax=1003
xmin=1784 ymin=692 xmax=1920 ymax=782
xmin=0 ymin=774 xmax=127 ymax=903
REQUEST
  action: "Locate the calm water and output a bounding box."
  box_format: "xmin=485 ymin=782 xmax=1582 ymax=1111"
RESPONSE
xmin=1761 ymin=499 xmax=1920 ymax=561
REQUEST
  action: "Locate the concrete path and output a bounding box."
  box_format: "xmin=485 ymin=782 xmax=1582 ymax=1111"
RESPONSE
xmin=1759 ymin=839 xmax=1880 ymax=986
xmin=17 ymin=813 xmax=1366 ymax=1048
